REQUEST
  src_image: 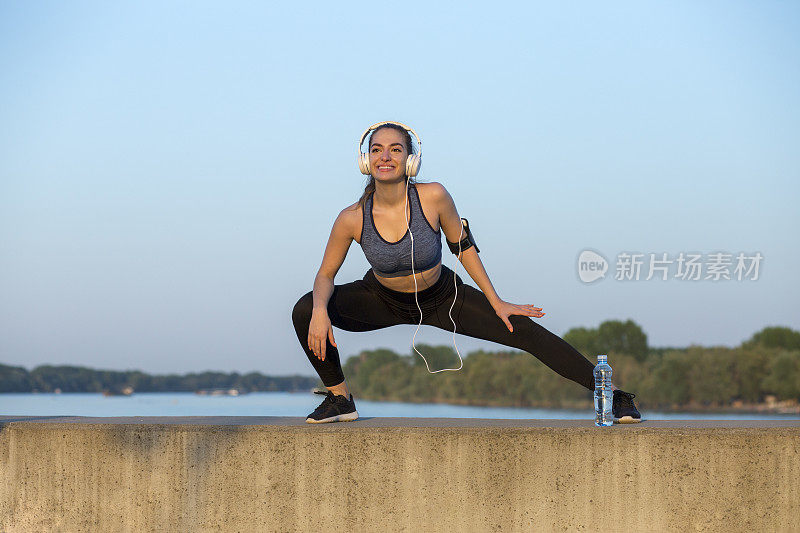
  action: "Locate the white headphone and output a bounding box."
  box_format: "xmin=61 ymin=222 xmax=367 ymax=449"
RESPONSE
xmin=358 ymin=121 xmax=464 ymax=374
xmin=358 ymin=121 xmax=423 ymax=178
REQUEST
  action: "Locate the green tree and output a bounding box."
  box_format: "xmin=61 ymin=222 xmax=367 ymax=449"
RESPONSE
xmin=744 ymin=326 xmax=800 ymax=351
xmin=730 ymin=348 xmax=771 ymax=403
xmin=643 ymin=351 xmax=693 ymax=407
xmin=761 ymin=350 xmax=800 ymax=400
xmin=597 ymin=320 xmax=648 ymax=362
xmin=343 ymin=348 xmax=405 ymax=396
xmin=30 ymin=365 xmax=97 ymax=392
xmin=686 ymin=347 xmax=736 ymax=407
xmin=409 ymin=344 xmax=461 ymax=372
xmin=563 ymin=327 xmax=599 ymax=356
xmin=564 ymin=320 xmax=648 ymax=362
xmin=0 ymin=363 xmax=32 ymax=392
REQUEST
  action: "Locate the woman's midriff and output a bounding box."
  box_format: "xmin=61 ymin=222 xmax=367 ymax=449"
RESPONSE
xmin=373 ymin=262 xmax=442 ymax=293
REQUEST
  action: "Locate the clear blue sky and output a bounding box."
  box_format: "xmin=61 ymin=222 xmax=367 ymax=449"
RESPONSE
xmin=1 ymin=1 xmax=798 ymax=375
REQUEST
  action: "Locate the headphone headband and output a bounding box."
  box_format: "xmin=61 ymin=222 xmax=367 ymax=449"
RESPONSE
xmin=358 ymin=121 xmax=423 ymax=154
xmin=357 ymin=121 xmax=423 ymax=177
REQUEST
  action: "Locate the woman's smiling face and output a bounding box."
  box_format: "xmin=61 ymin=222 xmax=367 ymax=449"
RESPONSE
xmin=369 ymin=127 xmax=408 ymax=180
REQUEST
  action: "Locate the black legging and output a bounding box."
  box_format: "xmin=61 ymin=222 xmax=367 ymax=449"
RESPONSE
xmin=292 ymin=264 xmax=596 ymax=390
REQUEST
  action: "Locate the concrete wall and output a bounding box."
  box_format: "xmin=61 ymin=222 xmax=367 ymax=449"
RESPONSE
xmin=1 ymin=416 xmax=798 ymax=532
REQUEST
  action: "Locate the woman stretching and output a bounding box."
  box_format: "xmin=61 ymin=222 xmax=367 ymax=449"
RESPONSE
xmin=292 ymin=121 xmax=641 ymax=424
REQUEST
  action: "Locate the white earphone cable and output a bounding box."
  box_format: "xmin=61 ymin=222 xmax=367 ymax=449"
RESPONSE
xmin=406 ymin=179 xmax=464 ymax=373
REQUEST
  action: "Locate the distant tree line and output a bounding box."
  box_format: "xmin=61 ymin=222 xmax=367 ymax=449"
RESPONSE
xmin=3 ymin=323 xmax=798 ymax=410
xmin=0 ymin=364 xmax=318 ymax=394
xmin=342 ymin=323 xmax=800 ymax=411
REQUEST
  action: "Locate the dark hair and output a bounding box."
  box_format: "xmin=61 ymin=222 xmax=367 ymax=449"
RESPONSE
xmin=356 ymin=123 xmax=416 ymax=212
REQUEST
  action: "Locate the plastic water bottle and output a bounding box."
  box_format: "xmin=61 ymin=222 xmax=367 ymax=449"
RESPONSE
xmin=594 ymin=355 xmax=613 ymax=426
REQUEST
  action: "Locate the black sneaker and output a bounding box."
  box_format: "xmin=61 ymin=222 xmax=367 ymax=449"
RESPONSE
xmin=305 ymin=390 xmax=359 ymax=424
xmin=613 ymin=390 xmax=641 ymax=423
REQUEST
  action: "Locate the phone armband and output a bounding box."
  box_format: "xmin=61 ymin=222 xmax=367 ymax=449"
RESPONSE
xmin=446 ymin=218 xmax=480 ymax=255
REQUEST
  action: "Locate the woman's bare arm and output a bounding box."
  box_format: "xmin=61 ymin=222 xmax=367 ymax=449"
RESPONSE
xmin=432 ymin=183 xmax=544 ymax=332
xmin=307 ymin=206 xmax=357 ymax=360
xmin=312 ymin=207 xmax=356 ymax=311
xmin=432 ymin=183 xmax=502 ymax=307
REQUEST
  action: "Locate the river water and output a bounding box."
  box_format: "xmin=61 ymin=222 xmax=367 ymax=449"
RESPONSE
xmin=2 ymin=392 xmax=798 ymax=420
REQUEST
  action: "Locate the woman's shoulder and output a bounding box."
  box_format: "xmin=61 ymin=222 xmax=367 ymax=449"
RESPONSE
xmin=341 ymin=199 xmax=363 ymax=218
xmin=339 ymin=200 xmax=364 ymax=242
xmin=415 ymin=181 xmax=449 ymax=205
xmin=415 ymin=180 xmax=445 ymax=192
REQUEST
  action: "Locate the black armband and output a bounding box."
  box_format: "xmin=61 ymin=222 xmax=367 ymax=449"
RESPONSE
xmin=446 ymin=218 xmax=480 ymax=255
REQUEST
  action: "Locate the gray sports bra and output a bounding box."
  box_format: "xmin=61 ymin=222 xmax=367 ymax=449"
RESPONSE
xmin=359 ymin=183 xmax=442 ymax=278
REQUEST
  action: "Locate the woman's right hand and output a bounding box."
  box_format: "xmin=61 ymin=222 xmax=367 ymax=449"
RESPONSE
xmin=308 ymin=309 xmax=337 ymax=361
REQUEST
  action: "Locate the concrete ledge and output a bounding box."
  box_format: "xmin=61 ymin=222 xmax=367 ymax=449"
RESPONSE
xmin=2 ymin=416 xmax=798 ymax=532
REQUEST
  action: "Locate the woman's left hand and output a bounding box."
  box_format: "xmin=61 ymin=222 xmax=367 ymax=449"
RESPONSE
xmin=492 ymin=300 xmax=545 ymax=333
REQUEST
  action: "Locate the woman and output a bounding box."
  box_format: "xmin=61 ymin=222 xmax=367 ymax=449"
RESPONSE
xmin=292 ymin=121 xmax=641 ymax=424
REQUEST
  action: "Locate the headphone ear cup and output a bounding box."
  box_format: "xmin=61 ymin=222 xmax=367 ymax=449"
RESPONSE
xmin=406 ymin=154 xmax=421 ymax=177
xmin=358 ymin=153 xmax=370 ymax=175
